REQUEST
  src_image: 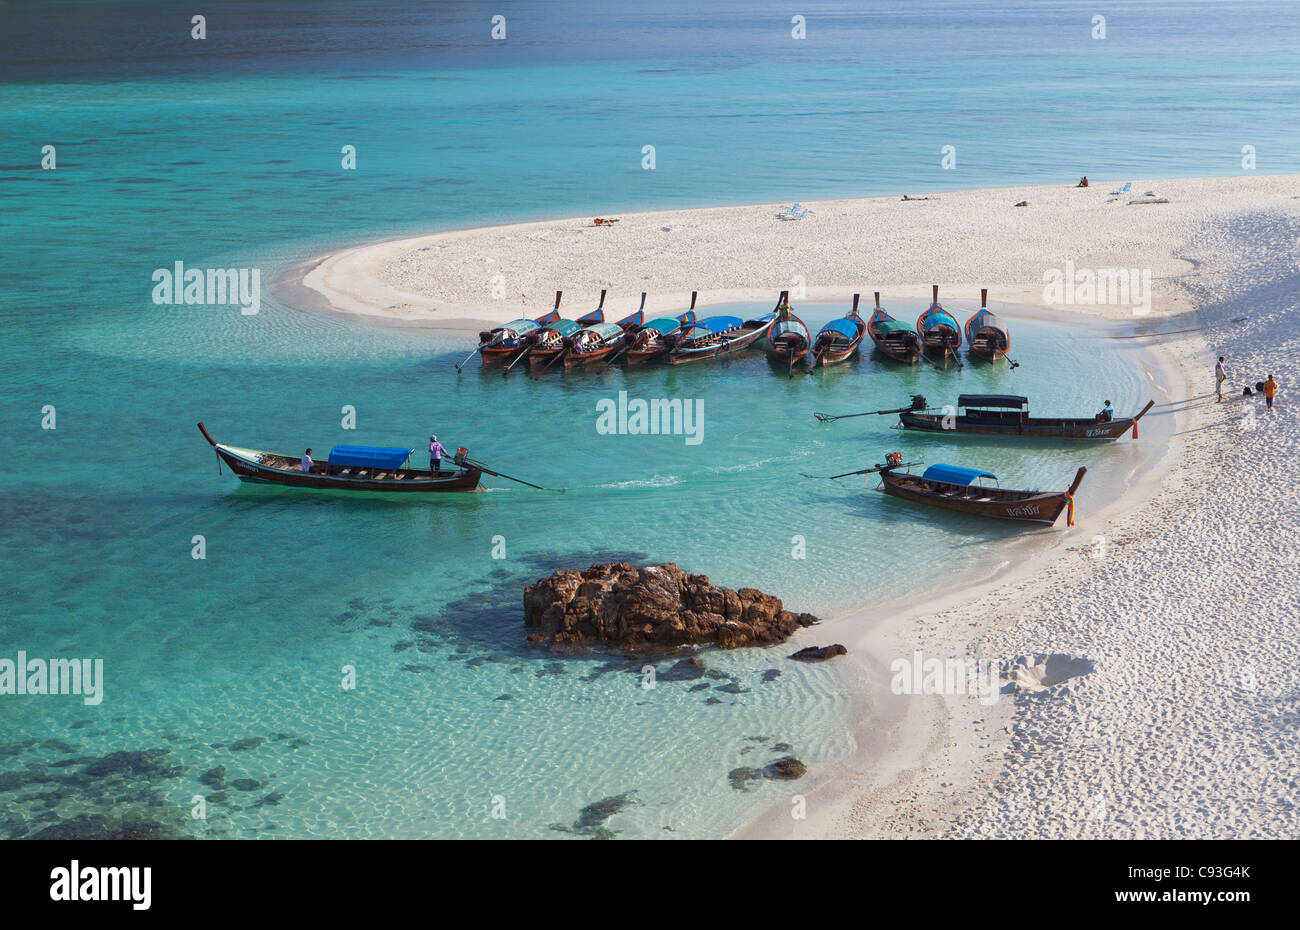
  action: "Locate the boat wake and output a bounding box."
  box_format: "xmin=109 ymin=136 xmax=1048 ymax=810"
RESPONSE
xmin=596 ymin=474 xmax=684 ymax=490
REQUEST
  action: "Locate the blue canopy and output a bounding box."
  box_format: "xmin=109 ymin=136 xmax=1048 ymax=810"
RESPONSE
xmin=541 ymin=320 xmax=581 ymax=337
xmin=577 ymin=322 xmax=623 ymax=341
xmin=328 ymin=445 xmax=414 ymax=469
xmin=497 ymin=318 xmax=540 ymax=335
xmin=640 ymin=317 xmax=684 ymax=336
xmin=818 ymin=318 xmax=860 ymax=339
xmin=920 ymin=309 xmax=958 ymax=332
xmin=923 ymin=464 xmax=996 ymax=486
xmin=684 ymin=315 xmax=742 ymax=335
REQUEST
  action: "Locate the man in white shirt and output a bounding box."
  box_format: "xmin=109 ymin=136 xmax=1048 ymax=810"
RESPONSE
xmin=301 ymin=448 xmax=314 ymax=473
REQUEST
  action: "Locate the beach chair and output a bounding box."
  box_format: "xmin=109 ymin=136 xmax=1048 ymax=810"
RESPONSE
xmin=1109 ymin=181 xmax=1131 ymax=195
xmin=776 ymin=203 xmax=811 ymax=221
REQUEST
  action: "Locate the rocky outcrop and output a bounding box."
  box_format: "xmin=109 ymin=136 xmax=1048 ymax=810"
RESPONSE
xmin=523 ymin=562 xmax=821 ymax=651
xmin=789 ymin=644 xmax=847 ymax=662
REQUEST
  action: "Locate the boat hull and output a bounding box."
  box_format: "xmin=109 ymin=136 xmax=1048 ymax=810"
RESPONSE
xmin=563 ymin=342 xmax=625 ymax=369
xmin=623 ymin=347 xmax=666 ymax=366
xmin=214 ymin=445 xmax=483 ymax=493
xmin=898 ymin=410 xmax=1140 ymax=439
xmin=664 ymin=320 xmax=771 ymax=365
xmin=879 ymin=471 xmax=1072 ymax=525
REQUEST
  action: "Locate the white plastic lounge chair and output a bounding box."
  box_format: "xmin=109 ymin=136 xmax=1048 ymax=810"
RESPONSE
xmin=776 ymin=203 xmax=811 ymax=221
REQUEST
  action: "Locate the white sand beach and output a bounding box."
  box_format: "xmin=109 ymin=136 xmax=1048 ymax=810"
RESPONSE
xmin=287 ymin=175 xmax=1300 ymax=839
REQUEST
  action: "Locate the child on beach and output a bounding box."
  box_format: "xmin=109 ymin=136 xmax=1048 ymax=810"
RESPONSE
xmin=1262 ymin=375 xmax=1278 ymax=410
xmin=1215 ymin=357 xmax=1228 ymax=402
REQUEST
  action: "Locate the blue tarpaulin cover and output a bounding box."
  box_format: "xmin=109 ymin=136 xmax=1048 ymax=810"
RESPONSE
xmin=328 ymin=445 xmax=414 ymax=469
xmin=819 ymin=318 xmax=860 ymax=339
xmin=923 ymin=464 xmax=996 ymax=486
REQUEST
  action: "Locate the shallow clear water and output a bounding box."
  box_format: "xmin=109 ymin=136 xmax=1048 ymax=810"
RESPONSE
xmin=0 ymin=0 xmax=1261 ymax=838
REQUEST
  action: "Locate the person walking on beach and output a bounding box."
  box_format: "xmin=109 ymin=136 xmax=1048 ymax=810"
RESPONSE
xmin=301 ymin=448 xmax=314 ymax=473
xmin=1215 ymin=356 xmax=1228 ymax=402
xmin=1262 ymin=375 xmax=1278 ymax=411
xmin=429 ymin=434 xmax=448 ymax=473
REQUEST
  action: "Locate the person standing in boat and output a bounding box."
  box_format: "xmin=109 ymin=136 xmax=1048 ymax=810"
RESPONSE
xmin=301 ymin=448 xmax=314 ymax=473
xmin=429 ymin=434 xmax=448 ymax=474
xmin=1215 ymin=356 xmax=1228 ymax=402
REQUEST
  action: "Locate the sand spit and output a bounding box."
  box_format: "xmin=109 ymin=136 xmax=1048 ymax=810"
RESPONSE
xmin=286 ymin=175 xmax=1300 ymax=840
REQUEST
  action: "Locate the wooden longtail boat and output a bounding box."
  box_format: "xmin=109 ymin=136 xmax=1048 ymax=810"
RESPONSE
xmin=197 ymin=422 xmax=484 ymax=492
xmin=563 ymin=305 xmax=645 ymax=369
xmin=663 ymin=292 xmax=780 ymax=366
xmin=964 ymin=288 xmax=1010 ymax=363
xmin=474 ymin=291 xmax=563 ymax=367
xmin=765 ymin=299 xmax=811 ymax=374
xmin=525 ymin=290 xmax=606 ymax=373
xmin=878 ymin=461 xmax=1087 ymax=526
xmin=866 ymin=292 xmax=922 ymax=364
xmin=915 ymin=285 xmax=961 ymax=364
xmin=810 ymin=294 xmax=867 ymax=367
xmin=897 ymin=394 xmax=1156 ymax=439
xmin=624 ymin=292 xmax=698 ymax=366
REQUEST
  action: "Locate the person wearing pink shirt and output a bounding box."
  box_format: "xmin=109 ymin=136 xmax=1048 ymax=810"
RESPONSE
xmin=429 ymin=435 xmax=448 ymax=473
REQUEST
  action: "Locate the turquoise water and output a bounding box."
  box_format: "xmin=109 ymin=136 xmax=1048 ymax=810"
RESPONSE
xmin=0 ymin=0 xmax=1275 ymax=838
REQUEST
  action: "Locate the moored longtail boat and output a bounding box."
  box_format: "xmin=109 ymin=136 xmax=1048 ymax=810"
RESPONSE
xmin=563 ymin=306 xmax=644 ymax=370
xmin=897 ymin=394 xmax=1156 ymax=440
xmin=473 ymin=291 xmax=562 ymax=368
xmin=866 ymin=292 xmax=922 ymax=364
xmin=810 ymin=293 xmax=867 ymax=367
xmin=765 ymin=298 xmax=811 ymax=375
xmin=915 ymin=285 xmax=961 ymax=364
xmin=877 ymin=461 xmax=1087 ymax=526
xmin=624 ymin=292 xmax=698 ymax=366
xmin=197 ymin=422 xmax=484 ymax=493
xmin=663 ymin=292 xmax=780 ymax=366
xmin=964 ymin=289 xmax=1011 ymax=364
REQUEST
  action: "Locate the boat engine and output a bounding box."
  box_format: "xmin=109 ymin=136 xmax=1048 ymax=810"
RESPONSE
xmin=454 ymin=447 xmax=469 ymax=466
xmin=909 ymin=394 xmax=927 ymax=411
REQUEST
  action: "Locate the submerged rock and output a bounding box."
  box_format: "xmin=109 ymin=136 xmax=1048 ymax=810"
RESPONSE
xmin=789 ymin=644 xmax=848 ymax=662
xmin=728 ymin=755 xmax=808 ymax=791
xmin=523 ymin=562 xmax=821 ymax=651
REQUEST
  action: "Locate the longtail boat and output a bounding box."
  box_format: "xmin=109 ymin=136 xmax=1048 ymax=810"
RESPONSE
xmin=471 ymin=291 xmax=562 ymax=368
xmin=528 ymin=293 xmax=606 ymax=374
xmin=810 ymin=293 xmax=867 ymax=367
xmin=765 ymin=299 xmax=811 ymax=375
xmin=866 ymin=292 xmax=922 ymax=364
xmin=564 ymin=305 xmax=645 ymax=370
xmin=624 ymin=292 xmax=698 ymax=366
xmin=198 ymin=422 xmax=481 ymax=492
xmin=877 ymin=461 xmax=1086 ymax=526
xmin=964 ymin=288 xmax=1011 ymax=363
xmin=198 ymin=423 xmax=558 ymax=493
xmin=915 ymin=285 xmax=961 ymax=364
xmin=663 ymin=292 xmax=780 ymax=366
xmin=896 ymin=394 xmax=1156 ymax=439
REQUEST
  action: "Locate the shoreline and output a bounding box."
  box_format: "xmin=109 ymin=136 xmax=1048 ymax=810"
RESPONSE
xmin=732 ymin=316 xmax=1193 ymax=839
xmin=274 ymin=174 xmax=1299 ymax=839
